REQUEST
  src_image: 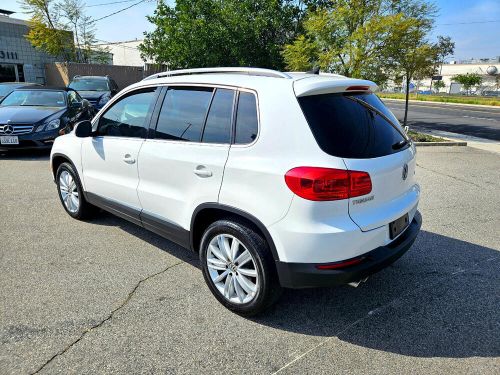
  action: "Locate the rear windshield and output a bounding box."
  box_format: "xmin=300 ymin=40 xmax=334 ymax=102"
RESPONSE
xmin=298 ymin=93 xmax=409 ymax=159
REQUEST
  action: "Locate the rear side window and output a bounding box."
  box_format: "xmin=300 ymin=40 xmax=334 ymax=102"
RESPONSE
xmin=235 ymin=92 xmax=258 ymax=144
xmin=298 ymin=93 xmax=408 ymax=159
xmin=202 ymin=88 xmax=234 ymax=144
xmin=155 ymin=87 xmax=213 ymax=141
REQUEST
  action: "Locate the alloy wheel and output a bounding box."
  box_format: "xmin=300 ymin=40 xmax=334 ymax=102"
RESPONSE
xmin=206 ymin=234 xmax=259 ymax=304
xmin=59 ymin=170 xmax=80 ymax=213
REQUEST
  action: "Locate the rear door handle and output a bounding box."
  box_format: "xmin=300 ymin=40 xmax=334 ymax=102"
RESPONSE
xmin=194 ymin=166 xmax=213 ymax=178
xmin=123 ymin=154 xmax=136 ymax=164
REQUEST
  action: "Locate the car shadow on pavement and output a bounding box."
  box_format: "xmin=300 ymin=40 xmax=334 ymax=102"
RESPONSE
xmin=254 ymin=230 xmax=500 ymax=359
xmin=0 ymin=149 xmax=50 ymax=160
xmin=88 ymin=213 xmax=500 ymax=359
xmin=91 ymin=212 xmax=201 ymax=268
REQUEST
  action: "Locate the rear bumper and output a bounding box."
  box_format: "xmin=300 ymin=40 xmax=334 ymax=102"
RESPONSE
xmin=276 ymin=211 xmax=422 ymax=288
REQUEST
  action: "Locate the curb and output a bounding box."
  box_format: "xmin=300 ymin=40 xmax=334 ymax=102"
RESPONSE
xmin=413 ymin=131 xmax=467 ymax=147
xmin=381 ymin=98 xmax=500 ymax=109
xmin=414 ymin=141 xmax=467 ymax=147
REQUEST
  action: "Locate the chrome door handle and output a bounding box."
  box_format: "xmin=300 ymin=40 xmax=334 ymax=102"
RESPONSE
xmin=123 ymin=154 xmax=136 ymax=164
xmin=194 ymin=166 xmax=213 ymax=178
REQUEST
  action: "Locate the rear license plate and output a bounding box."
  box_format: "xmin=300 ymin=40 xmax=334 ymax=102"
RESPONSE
xmin=0 ymin=136 xmax=19 ymax=145
xmin=389 ymin=213 xmax=409 ymax=239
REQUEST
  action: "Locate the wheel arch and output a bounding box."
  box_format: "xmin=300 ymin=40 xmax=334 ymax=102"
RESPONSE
xmin=51 ymin=153 xmax=75 ymax=179
xmin=190 ymin=203 xmax=280 ymax=262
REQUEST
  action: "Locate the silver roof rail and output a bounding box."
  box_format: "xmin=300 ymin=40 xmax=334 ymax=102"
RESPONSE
xmin=142 ymin=67 xmax=292 ymax=81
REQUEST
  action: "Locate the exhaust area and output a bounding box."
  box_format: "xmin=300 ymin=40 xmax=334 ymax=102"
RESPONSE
xmin=347 ymin=277 xmax=369 ymax=288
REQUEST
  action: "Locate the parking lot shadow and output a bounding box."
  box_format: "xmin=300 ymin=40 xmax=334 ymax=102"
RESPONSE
xmin=87 ymin=213 xmax=499 ymax=359
xmin=253 ymin=230 xmax=500 ymax=359
xmin=0 ymin=149 xmax=50 ymax=160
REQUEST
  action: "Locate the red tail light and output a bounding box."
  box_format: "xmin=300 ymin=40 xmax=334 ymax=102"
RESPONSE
xmin=284 ymin=167 xmax=372 ymax=201
xmin=346 ymin=85 xmax=370 ymax=91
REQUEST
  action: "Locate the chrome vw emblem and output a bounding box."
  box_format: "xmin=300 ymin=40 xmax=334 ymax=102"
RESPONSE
xmin=402 ymin=163 xmax=408 ymax=180
xmin=3 ymin=125 xmax=14 ymax=135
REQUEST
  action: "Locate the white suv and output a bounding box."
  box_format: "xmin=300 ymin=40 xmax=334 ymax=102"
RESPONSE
xmin=50 ymin=67 xmax=421 ymax=315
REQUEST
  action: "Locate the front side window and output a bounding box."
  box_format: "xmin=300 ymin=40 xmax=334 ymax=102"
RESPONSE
xmin=235 ymin=92 xmax=258 ymax=144
xmin=96 ymin=88 xmax=157 ymax=138
xmin=67 ymin=91 xmax=79 ymax=106
xmin=155 ymin=87 xmax=213 ymax=142
xmin=202 ymin=88 xmax=234 ymax=144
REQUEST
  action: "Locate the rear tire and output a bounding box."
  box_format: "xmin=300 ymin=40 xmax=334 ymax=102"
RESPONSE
xmin=200 ymin=219 xmax=282 ymax=316
xmin=56 ymin=162 xmax=97 ymax=220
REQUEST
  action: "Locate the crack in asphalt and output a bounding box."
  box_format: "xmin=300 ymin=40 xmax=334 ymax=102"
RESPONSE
xmin=29 ymin=260 xmax=185 ymax=375
xmin=416 ymin=163 xmax=484 ymax=188
xmin=271 ymin=255 xmax=500 ymax=374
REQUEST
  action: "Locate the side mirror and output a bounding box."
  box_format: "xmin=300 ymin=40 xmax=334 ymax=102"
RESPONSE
xmin=74 ymin=120 xmax=93 ymax=138
xmin=81 ymin=99 xmax=90 ymax=107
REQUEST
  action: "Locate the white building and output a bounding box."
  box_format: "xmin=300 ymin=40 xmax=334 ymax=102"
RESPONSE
xmin=97 ymin=39 xmax=151 ymax=67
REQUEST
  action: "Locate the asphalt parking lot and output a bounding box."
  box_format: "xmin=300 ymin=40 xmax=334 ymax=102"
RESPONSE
xmin=1 ymin=146 xmax=499 ymax=374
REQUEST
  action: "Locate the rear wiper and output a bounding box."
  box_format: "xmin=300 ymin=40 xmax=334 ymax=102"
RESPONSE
xmin=345 ymin=96 xmax=410 ymax=141
xmin=392 ymin=139 xmax=409 ymax=150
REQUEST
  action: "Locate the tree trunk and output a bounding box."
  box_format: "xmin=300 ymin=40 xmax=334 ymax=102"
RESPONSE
xmin=403 ymin=75 xmax=410 ymax=126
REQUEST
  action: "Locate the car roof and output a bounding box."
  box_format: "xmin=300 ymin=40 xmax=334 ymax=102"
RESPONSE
xmin=138 ymin=68 xmax=377 ymax=96
xmin=15 ymin=86 xmax=74 ymax=92
xmin=0 ymin=82 xmax=39 ymax=86
xmin=72 ymin=76 xmax=109 ymax=80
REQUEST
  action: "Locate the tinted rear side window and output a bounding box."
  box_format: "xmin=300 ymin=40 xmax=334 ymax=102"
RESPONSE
xmin=155 ymin=87 xmax=213 ymax=142
xmin=202 ymin=88 xmax=234 ymax=144
xmin=235 ymin=92 xmax=258 ymax=144
xmin=298 ymin=93 xmax=407 ymax=159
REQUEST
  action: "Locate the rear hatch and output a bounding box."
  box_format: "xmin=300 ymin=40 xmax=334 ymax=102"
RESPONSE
xmin=296 ymin=80 xmax=419 ymax=232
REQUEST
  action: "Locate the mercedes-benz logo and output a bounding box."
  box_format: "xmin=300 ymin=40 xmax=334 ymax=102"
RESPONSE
xmin=4 ymin=125 xmax=14 ymax=135
xmin=402 ymin=163 xmax=409 ymax=180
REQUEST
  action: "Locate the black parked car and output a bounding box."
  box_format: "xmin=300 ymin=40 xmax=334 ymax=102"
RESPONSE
xmin=68 ymin=75 xmax=118 ymax=111
xmin=0 ymin=82 xmax=40 ymax=101
xmin=0 ymin=87 xmax=93 ymax=151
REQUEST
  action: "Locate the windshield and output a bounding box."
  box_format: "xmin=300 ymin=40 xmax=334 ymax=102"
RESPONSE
xmin=0 ymin=84 xmax=19 ymax=96
xmin=69 ymin=79 xmax=109 ymax=91
xmin=0 ymin=90 xmax=66 ymax=107
xmin=298 ymin=93 xmax=409 ymax=159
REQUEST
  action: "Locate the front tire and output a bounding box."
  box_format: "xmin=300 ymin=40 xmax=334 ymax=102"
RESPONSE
xmin=56 ymin=162 xmax=96 ymax=220
xmin=200 ymin=219 xmax=282 ymax=316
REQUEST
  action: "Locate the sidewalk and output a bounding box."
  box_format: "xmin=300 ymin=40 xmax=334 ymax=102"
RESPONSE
xmin=411 ymin=126 xmax=500 ymax=154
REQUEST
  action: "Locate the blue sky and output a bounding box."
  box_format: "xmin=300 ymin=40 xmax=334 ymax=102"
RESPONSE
xmin=2 ymin=0 xmax=499 ymax=60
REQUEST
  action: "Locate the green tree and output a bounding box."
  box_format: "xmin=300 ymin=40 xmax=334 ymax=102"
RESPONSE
xmin=140 ymin=0 xmax=301 ymax=69
xmin=429 ymin=35 xmax=454 ymax=91
xmin=22 ymin=0 xmax=107 ymax=63
xmin=383 ymin=13 xmax=437 ymax=125
xmin=452 ymin=73 xmax=483 ymax=95
xmin=282 ymin=0 xmax=436 ymax=86
xmin=433 ymin=80 xmax=445 ymax=92
xmin=22 ymin=0 xmax=75 ymax=61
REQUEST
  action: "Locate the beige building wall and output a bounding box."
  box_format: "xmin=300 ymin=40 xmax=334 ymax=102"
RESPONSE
xmin=418 ymin=63 xmax=499 ymax=93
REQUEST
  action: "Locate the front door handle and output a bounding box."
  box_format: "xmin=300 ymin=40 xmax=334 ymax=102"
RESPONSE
xmin=123 ymin=154 xmax=136 ymax=164
xmin=194 ymin=165 xmax=213 ymax=178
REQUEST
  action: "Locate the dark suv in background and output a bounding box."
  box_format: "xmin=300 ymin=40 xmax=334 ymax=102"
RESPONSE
xmin=68 ymin=75 xmax=119 ymax=111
